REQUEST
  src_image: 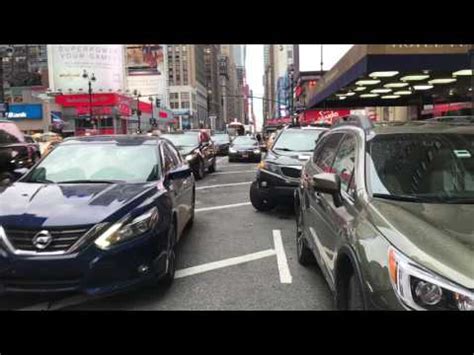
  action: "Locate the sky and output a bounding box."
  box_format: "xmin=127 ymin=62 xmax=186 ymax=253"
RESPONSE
xmin=245 ymin=45 xmax=353 ymax=130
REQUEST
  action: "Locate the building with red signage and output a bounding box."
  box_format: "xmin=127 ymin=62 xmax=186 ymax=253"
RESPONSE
xmin=54 ymin=93 xmax=177 ymax=136
xmin=55 ymin=93 xmax=133 ymax=136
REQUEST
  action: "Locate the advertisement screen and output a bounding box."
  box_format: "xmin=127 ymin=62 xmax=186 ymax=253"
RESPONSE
xmin=6 ymin=104 xmax=43 ymax=120
xmin=47 ymin=45 xmax=125 ymax=92
xmin=126 ymin=45 xmax=164 ymax=76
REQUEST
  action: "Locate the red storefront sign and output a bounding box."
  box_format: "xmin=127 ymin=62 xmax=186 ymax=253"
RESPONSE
xmin=266 ymin=116 xmax=292 ymax=126
xmin=55 ymin=93 xmax=133 ymax=117
xmin=422 ymin=102 xmax=472 ymax=116
xmin=299 ymin=109 xmax=351 ymax=125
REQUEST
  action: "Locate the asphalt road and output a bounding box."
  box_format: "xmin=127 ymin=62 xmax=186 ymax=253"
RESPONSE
xmin=0 ymin=156 xmax=334 ymax=310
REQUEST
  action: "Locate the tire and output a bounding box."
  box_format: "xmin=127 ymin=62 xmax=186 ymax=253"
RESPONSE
xmin=193 ymin=159 xmax=205 ymax=180
xmin=296 ymin=209 xmax=315 ymax=266
xmin=347 ymin=272 xmax=365 ymax=310
xmin=250 ymin=181 xmax=277 ymax=211
xmin=159 ymin=222 xmax=177 ymax=287
xmin=187 ymin=188 xmax=195 ymax=228
xmin=208 ymin=157 xmax=217 ymax=173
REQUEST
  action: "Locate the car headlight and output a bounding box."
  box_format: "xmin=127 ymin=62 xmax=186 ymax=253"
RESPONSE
xmin=388 ymin=247 xmax=474 ymax=311
xmin=186 ymin=154 xmax=194 ymax=162
xmin=229 ymin=148 xmax=237 ymax=153
xmin=253 ymin=149 xmax=261 ymax=154
xmin=257 ymin=161 xmax=280 ymax=174
xmin=94 ymin=207 xmax=159 ymax=250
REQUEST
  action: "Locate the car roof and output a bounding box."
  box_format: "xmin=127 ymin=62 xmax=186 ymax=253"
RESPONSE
xmin=62 ymin=134 xmax=161 ymax=145
xmin=371 ymin=121 xmax=474 ymax=135
xmin=283 ymin=126 xmax=329 ymax=132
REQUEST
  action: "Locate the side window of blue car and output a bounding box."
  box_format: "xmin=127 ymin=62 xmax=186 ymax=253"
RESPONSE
xmin=161 ymin=144 xmax=175 ymax=173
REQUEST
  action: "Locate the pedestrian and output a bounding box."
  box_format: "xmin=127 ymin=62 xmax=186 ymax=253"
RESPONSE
xmin=198 ymin=123 xmax=210 ymax=145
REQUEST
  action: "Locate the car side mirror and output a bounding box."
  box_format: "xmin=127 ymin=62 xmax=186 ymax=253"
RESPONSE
xmin=312 ymin=173 xmax=343 ymax=207
xmin=167 ymin=165 xmax=192 ymax=181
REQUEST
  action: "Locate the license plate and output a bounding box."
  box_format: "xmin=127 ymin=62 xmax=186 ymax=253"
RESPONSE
xmin=242 ymin=153 xmax=249 ymax=158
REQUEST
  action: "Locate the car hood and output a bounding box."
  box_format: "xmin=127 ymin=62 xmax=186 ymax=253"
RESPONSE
xmin=265 ymin=150 xmax=312 ymax=166
xmin=370 ymin=199 xmax=474 ymax=289
xmin=0 ymin=182 xmax=159 ymax=228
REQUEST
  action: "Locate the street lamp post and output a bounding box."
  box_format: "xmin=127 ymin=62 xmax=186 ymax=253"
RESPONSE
xmin=149 ymin=96 xmax=155 ymax=130
xmin=134 ymin=90 xmax=142 ymax=134
xmin=82 ymin=70 xmax=96 ymax=131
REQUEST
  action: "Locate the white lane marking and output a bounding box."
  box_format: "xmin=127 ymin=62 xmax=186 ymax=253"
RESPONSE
xmin=175 ymin=249 xmax=276 ymax=279
xmin=212 ymin=170 xmax=256 ymax=175
xmin=272 ymin=230 xmax=293 ymax=284
xmin=195 ymin=202 xmax=251 ymax=213
xmin=18 ymin=248 xmax=276 ymax=311
xmin=196 ymin=181 xmax=252 ymax=190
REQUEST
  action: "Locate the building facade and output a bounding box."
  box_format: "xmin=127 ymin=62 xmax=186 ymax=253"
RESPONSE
xmin=219 ymin=45 xmax=239 ymax=125
xmin=204 ymin=45 xmax=223 ymax=130
xmin=167 ymin=44 xmax=208 ymax=129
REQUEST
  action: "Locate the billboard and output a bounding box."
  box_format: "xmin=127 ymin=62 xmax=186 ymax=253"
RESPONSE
xmin=126 ymin=45 xmax=164 ymax=76
xmin=47 ymin=45 xmax=125 ymax=92
xmin=125 ymin=45 xmax=167 ymax=101
xmin=6 ymin=104 xmax=43 ymax=120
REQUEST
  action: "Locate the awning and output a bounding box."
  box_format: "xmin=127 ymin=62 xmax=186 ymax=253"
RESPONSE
xmin=307 ymin=44 xmax=474 ymax=109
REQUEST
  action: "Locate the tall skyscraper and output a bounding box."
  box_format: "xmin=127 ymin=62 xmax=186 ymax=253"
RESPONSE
xmin=167 ymin=44 xmax=208 ymax=129
xmin=204 ymin=45 xmax=223 ymax=130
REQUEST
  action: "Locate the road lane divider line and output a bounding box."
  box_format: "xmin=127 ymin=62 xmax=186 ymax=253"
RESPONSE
xmin=212 ymin=170 xmax=256 ymax=175
xmin=196 ymin=181 xmax=252 ymax=190
xmin=195 ymin=202 xmax=251 ymax=213
xmin=175 ymin=249 xmax=276 ymax=279
xmin=18 ymin=248 xmax=276 ymax=311
xmin=272 ymin=230 xmax=293 ymax=284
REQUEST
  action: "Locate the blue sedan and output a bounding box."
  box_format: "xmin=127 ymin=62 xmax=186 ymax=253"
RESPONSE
xmin=0 ymin=135 xmax=195 ymax=296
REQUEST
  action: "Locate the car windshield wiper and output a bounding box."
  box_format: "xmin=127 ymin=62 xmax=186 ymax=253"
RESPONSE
xmin=372 ymin=193 xmax=432 ymax=203
xmin=274 ymin=147 xmax=295 ymax=152
xmin=56 ymin=179 xmax=125 ymax=184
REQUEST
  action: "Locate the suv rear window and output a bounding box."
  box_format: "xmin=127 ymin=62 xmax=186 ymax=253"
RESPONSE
xmin=0 ymin=122 xmax=24 ymax=144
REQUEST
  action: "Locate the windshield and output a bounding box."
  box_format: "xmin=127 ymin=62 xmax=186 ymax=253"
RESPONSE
xmin=368 ymin=133 xmax=474 ymax=203
xmin=212 ymin=134 xmax=230 ymax=143
xmin=232 ymin=136 xmax=258 ymax=146
xmin=162 ymin=134 xmax=199 ymax=148
xmin=25 ymin=143 xmax=160 ymax=183
xmin=273 ymin=130 xmax=323 ymax=152
xmin=0 ymin=122 xmax=24 ymax=144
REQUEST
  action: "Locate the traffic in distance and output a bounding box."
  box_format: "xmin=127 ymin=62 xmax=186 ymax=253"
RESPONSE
xmin=0 ymin=116 xmax=473 ymax=311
